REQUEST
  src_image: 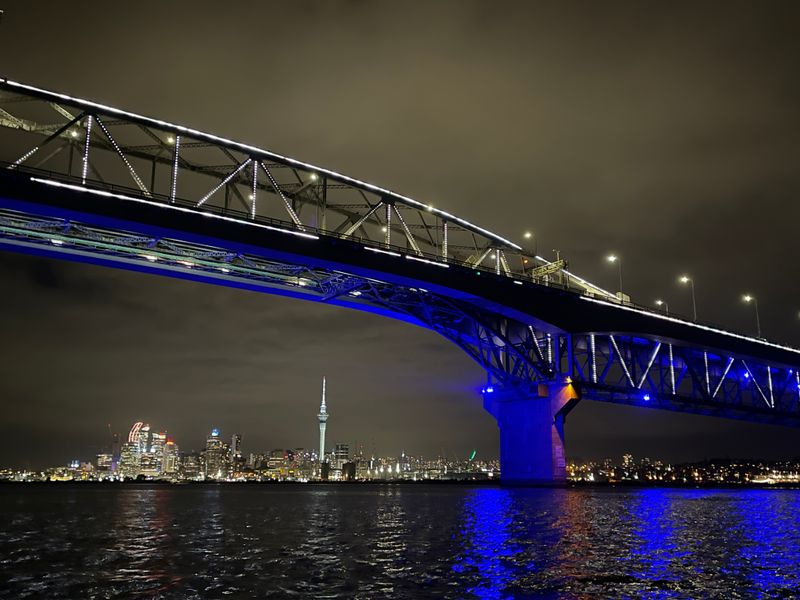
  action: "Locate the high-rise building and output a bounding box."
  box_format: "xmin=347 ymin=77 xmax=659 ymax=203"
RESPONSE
xmin=96 ymin=453 xmax=113 ymax=473
xmin=318 ymin=376 xmax=328 ymax=465
xmin=118 ymin=442 xmax=140 ymax=478
xmin=119 ymin=421 xmax=149 ymax=478
xmin=162 ymin=438 xmax=180 ymax=475
xmin=180 ymin=452 xmax=203 ymax=480
xmin=334 ymin=443 xmax=350 ymax=470
xmin=110 ymin=432 xmax=121 ymax=473
xmin=203 ymin=428 xmax=229 ymax=480
xmin=141 ymin=430 xmax=166 ymax=476
xmin=231 ymin=434 xmax=242 ymax=460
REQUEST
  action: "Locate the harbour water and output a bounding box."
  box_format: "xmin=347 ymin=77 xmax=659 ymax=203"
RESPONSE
xmin=1 ymin=484 xmax=798 ymax=599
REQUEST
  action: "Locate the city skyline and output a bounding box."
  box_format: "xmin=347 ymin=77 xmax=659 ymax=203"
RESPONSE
xmin=6 ymin=418 xmax=800 ymax=487
xmin=1 ymin=2 xmax=800 ymax=469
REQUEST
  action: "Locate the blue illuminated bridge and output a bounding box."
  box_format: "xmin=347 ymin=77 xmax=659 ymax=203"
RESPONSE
xmin=1 ymin=79 xmax=798 ymax=485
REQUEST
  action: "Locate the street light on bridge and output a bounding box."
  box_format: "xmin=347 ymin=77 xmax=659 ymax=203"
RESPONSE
xmin=606 ymin=254 xmax=623 ymax=294
xmin=655 ymin=299 xmax=669 ymax=315
xmin=742 ymin=294 xmax=762 ymax=338
xmin=521 ymin=232 xmax=537 ymax=267
xmin=679 ymin=275 xmax=697 ymax=321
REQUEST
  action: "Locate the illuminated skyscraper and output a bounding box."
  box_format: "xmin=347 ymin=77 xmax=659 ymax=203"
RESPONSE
xmin=334 ymin=443 xmax=350 ymax=470
xmin=318 ymin=377 xmax=328 ymax=464
xmin=118 ymin=442 xmax=139 ymax=478
xmin=231 ymin=434 xmax=242 ymax=460
xmin=162 ymin=438 xmax=180 ymax=475
xmin=110 ymin=432 xmax=121 ymax=473
xmin=203 ymin=428 xmax=228 ymax=480
xmin=141 ymin=430 xmax=166 ymax=476
xmin=119 ymin=421 xmax=148 ymax=478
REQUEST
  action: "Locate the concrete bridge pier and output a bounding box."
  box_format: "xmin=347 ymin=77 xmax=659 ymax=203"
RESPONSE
xmin=484 ymin=381 xmax=580 ymax=486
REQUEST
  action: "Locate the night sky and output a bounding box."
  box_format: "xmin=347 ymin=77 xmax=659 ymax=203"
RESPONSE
xmin=1 ymin=1 xmax=799 ymax=468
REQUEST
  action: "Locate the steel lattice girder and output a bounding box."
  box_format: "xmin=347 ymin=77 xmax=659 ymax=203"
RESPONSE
xmin=570 ymin=333 xmax=800 ymax=425
xmin=2 ymin=208 xmax=800 ymax=425
xmin=0 ymin=78 xmax=617 ymax=299
xmin=0 ymin=207 xmax=555 ymax=387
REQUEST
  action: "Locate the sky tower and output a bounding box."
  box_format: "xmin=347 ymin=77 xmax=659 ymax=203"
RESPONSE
xmin=318 ymin=376 xmax=328 ymax=463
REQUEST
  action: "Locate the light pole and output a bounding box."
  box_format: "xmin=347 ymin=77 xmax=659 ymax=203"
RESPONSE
xmin=742 ymin=294 xmax=762 ymax=338
xmin=679 ymin=275 xmax=697 ymax=321
xmin=607 ymin=254 xmax=623 ymax=295
xmin=655 ymin=299 xmax=669 ymax=315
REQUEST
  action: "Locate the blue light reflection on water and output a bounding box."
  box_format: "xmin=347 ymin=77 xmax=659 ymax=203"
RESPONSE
xmin=628 ymin=489 xmax=682 ymax=595
xmin=453 ymin=487 xmax=800 ymax=600
xmin=625 ymin=489 xmax=719 ymax=600
xmin=733 ymin=490 xmax=800 ymax=597
xmin=453 ymin=488 xmax=518 ymax=600
xmin=453 ymin=488 xmax=571 ymax=599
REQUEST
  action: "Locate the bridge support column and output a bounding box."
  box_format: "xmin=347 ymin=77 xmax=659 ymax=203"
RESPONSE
xmin=484 ymin=381 xmax=579 ymax=486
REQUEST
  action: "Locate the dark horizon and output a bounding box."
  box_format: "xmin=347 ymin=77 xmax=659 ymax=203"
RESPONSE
xmin=2 ymin=1 xmax=800 ymax=469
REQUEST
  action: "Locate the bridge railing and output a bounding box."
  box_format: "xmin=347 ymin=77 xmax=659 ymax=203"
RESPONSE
xmin=0 ymin=159 xmax=607 ymax=289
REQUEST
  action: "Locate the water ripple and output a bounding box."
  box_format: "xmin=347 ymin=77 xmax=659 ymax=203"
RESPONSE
xmin=1 ymin=484 xmax=799 ymax=598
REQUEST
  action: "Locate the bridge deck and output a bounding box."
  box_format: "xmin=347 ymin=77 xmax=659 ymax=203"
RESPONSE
xmin=2 ymin=167 xmax=798 ymax=370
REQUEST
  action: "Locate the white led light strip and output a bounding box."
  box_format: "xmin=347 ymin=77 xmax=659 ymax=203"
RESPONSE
xmin=637 ymin=342 xmax=661 ymax=389
xmin=712 ymin=357 xmax=735 ymax=399
xmin=609 ymin=335 xmax=634 ymax=387
xmin=405 ymin=255 xmax=449 ymax=268
xmin=742 ymin=360 xmax=771 ymax=408
xmin=170 ymin=135 xmax=180 ymax=203
xmin=94 ymin=116 xmax=150 ymax=196
xmin=363 ymin=246 xmax=401 ymax=258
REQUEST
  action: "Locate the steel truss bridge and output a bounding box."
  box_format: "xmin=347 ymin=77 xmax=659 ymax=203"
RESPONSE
xmin=1 ymin=78 xmax=798 ymax=483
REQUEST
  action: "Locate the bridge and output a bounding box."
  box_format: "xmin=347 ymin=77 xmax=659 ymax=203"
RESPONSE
xmin=1 ymin=78 xmax=798 ymax=485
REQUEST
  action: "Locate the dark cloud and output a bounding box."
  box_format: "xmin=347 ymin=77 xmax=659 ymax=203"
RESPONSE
xmin=1 ymin=1 xmax=799 ymax=467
